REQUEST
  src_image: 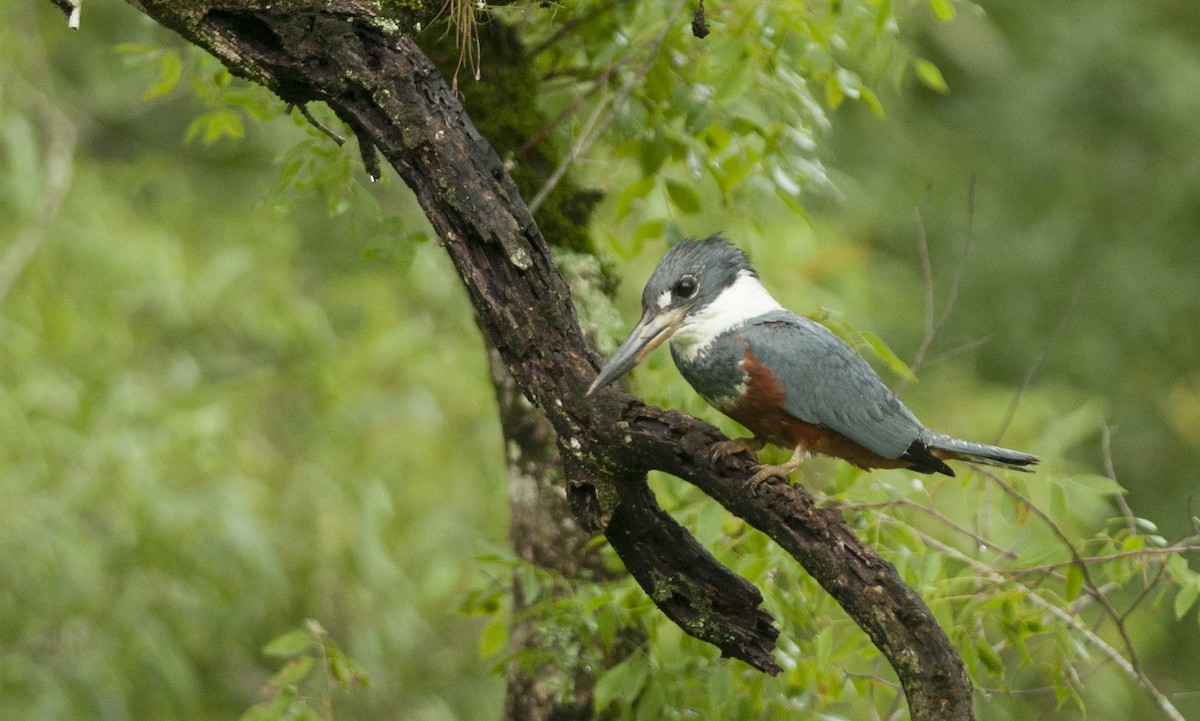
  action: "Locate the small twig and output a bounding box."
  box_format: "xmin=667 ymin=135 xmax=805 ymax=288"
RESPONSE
xmin=1003 ymin=545 xmax=1200 ymax=577
xmin=290 ymin=103 xmax=346 ymax=145
xmin=1101 ymin=423 xmax=1138 ymax=537
xmin=940 ymin=178 xmax=977 ymax=345
xmin=919 ymin=336 xmax=993 ymax=370
xmin=976 ymin=659 xmax=1108 ymax=697
xmin=1120 ymin=561 xmax=1168 ymax=624
xmin=993 ymin=282 xmax=1081 ymax=443
xmin=1190 ymin=496 xmax=1200 ymax=537
xmin=895 ymin=186 xmax=934 ymax=397
xmin=897 ymin=180 xmax=975 ymax=393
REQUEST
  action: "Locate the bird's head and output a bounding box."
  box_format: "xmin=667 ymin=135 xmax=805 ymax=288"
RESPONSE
xmin=587 ymin=236 xmax=752 ymax=395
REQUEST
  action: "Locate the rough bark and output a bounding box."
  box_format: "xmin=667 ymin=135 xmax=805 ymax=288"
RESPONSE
xmin=69 ymin=2 xmax=977 ymax=718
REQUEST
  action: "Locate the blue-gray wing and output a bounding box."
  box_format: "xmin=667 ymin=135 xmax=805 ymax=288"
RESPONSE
xmin=741 ymin=311 xmax=924 ymax=459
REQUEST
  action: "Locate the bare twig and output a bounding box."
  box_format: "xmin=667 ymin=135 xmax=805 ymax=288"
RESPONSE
xmin=895 ymin=186 xmax=934 ymax=397
xmin=1003 ymin=545 xmax=1200 ymax=577
xmin=1101 ymin=423 xmax=1138 ymax=537
xmin=920 ymin=335 xmax=992 ymax=368
xmin=897 ymin=180 xmax=976 ymax=394
xmin=993 ymin=282 xmax=1080 ymax=443
xmin=290 ymin=103 xmax=346 ymax=145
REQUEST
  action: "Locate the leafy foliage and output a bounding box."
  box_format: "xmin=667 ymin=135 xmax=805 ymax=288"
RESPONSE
xmin=497 ymin=0 xmax=947 ymax=249
xmin=241 ymin=621 xmax=368 ymax=721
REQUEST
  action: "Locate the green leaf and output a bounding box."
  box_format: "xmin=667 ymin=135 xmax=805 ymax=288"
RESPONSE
xmin=238 ymin=703 xmax=276 ymax=721
xmin=144 ymin=50 xmax=182 ymax=101
xmin=635 ymin=682 xmax=666 ymax=721
xmin=632 ymin=219 xmax=667 ymax=246
xmin=1122 ymin=535 xmax=1145 ymax=551
xmin=706 ymin=665 xmax=733 ymax=708
xmin=860 ymin=86 xmax=887 ymax=119
xmin=269 ymin=656 xmax=314 ymax=688
xmin=185 ymin=109 xmax=245 ymax=146
xmin=1065 ymin=563 xmax=1084 ymax=601
xmin=664 ymin=179 xmax=702 ymax=214
xmin=920 ymin=548 xmax=943 ymax=584
xmin=913 ymin=58 xmax=949 ymax=93
xmin=327 ymin=648 xmax=370 ymax=690
xmin=825 ymin=76 xmax=845 ymax=109
xmin=1059 ymin=473 xmax=1126 ymax=496
xmin=976 ymin=638 xmax=1003 ymax=675
xmin=1049 ymin=481 xmax=1069 ymax=518
xmin=637 ymin=136 xmax=668 ymax=177
xmin=479 ymin=615 xmax=509 ymax=658
xmin=1175 ymin=580 xmax=1200 ymax=620
xmin=594 ymin=660 xmax=629 ymax=713
xmin=861 ymin=331 xmax=918 ymax=381
xmin=929 ymin=0 xmax=956 ymax=22
xmin=263 ymin=629 xmax=313 ymax=657
xmin=614 ymin=175 xmax=656 ymax=220
xmin=619 ymin=655 xmax=650 ymax=704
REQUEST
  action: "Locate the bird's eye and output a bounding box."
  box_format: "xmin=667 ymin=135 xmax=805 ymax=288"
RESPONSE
xmin=674 ymin=274 xmax=698 ymax=299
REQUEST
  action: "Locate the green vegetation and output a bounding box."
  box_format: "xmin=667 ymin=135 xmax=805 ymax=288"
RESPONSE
xmin=2 ymin=0 xmax=1198 ymax=719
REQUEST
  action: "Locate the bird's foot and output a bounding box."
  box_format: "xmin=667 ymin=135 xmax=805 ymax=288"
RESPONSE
xmin=746 ymin=446 xmax=806 ymax=493
xmin=710 ymin=436 xmax=765 ymax=464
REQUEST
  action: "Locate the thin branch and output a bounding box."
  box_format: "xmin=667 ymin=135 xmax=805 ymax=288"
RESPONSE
xmin=1102 ymin=423 xmax=1138 ymax=537
xmin=919 ymin=335 xmax=992 ymax=369
xmin=1120 ymin=561 xmax=1168 ymax=624
xmin=897 ymin=180 xmax=976 ymax=393
xmin=290 ymin=103 xmax=346 ymax=145
xmin=993 ymin=282 xmax=1080 ymax=443
xmin=1002 ymin=545 xmax=1200 ymax=577
xmin=939 ymin=178 xmax=976 ymax=350
xmin=894 ymin=186 xmax=934 ymax=396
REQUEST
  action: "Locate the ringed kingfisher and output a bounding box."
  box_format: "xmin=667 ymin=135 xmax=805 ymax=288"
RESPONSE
xmin=587 ymin=236 xmax=1038 ymax=486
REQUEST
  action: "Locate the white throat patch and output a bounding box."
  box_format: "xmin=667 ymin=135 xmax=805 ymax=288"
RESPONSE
xmin=670 ymin=270 xmax=784 ymax=362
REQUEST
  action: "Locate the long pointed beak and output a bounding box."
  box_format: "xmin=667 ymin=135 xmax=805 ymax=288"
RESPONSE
xmin=587 ymin=307 xmax=687 ymax=396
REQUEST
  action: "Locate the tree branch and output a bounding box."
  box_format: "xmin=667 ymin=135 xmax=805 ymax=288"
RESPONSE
xmin=93 ymin=2 xmax=973 ymax=717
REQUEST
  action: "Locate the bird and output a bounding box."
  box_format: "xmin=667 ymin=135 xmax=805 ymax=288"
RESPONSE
xmin=586 ymin=235 xmax=1038 ymax=487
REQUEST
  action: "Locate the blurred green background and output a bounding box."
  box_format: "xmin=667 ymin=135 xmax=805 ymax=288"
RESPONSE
xmin=1 ymin=0 xmax=1198 ymax=719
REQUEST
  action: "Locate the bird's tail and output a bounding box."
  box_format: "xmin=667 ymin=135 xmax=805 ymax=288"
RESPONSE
xmin=923 ymin=432 xmax=1039 ymax=472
